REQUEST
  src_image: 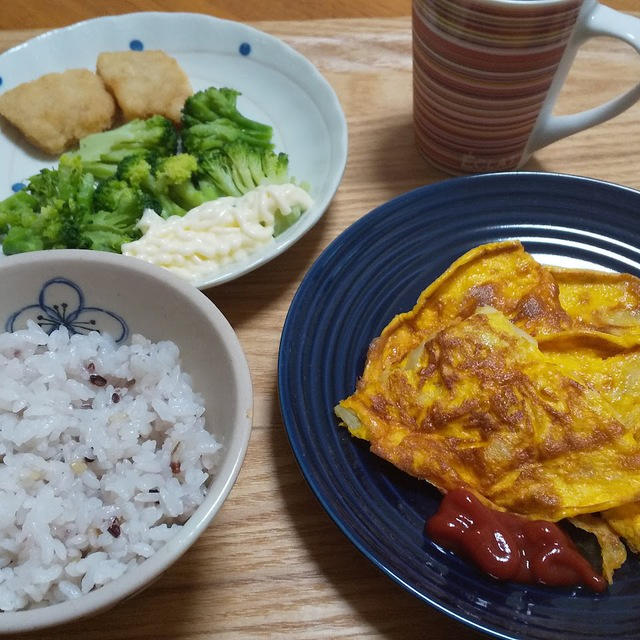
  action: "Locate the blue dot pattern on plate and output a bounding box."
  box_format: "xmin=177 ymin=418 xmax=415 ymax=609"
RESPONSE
xmin=11 ymin=183 xmax=25 ymax=192
xmin=239 ymin=42 xmax=251 ymax=56
xmin=129 ymin=39 xmax=144 ymax=51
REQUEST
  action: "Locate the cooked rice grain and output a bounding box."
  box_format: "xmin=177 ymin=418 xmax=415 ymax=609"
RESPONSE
xmin=0 ymin=322 xmax=220 ymax=611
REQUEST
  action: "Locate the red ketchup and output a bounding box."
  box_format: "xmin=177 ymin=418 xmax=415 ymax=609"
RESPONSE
xmin=425 ymin=488 xmax=606 ymax=593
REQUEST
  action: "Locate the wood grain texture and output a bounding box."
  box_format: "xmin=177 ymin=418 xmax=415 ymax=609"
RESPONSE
xmin=0 ymin=0 xmax=412 ymax=29
xmin=2 ymin=11 xmax=640 ymax=640
xmin=0 ymin=0 xmax=635 ymax=28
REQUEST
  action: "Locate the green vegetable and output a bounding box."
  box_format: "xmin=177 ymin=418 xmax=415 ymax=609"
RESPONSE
xmin=273 ymin=206 xmax=305 ymax=236
xmin=116 ymin=152 xmax=202 ymax=218
xmin=198 ymin=141 xmax=291 ymax=198
xmin=0 ymin=85 xmax=311 ymax=255
xmin=182 ymin=120 xmax=273 ymax=155
xmin=0 ymin=155 xmax=143 ymax=254
xmin=2 ymin=227 xmax=44 ymax=254
xmin=196 ymin=141 xmax=306 ymax=234
xmin=70 ymin=115 xmax=178 ymax=179
xmin=181 ymin=87 xmax=273 ymax=154
xmin=0 ymin=189 xmax=39 ymax=235
xmin=182 ymin=87 xmax=273 ymax=133
xmin=85 ymin=178 xmax=146 ymax=251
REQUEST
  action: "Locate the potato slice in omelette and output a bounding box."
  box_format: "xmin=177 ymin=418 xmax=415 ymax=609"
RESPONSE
xmin=539 ymin=329 xmax=640 ymax=551
xmin=539 ymin=331 xmax=640 ymax=430
xmin=541 ymin=267 xmax=640 ymax=552
xmin=359 ymin=241 xmax=571 ymax=395
xmin=550 ymin=267 xmax=640 ymax=338
xmin=336 ymin=307 xmax=640 ymax=522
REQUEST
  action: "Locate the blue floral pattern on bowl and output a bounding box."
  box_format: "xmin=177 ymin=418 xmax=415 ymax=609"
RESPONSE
xmin=5 ymin=277 xmax=129 ymax=342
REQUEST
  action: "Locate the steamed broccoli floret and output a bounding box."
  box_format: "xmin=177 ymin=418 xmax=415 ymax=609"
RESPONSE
xmin=74 ymin=178 xmax=144 ymax=251
xmin=93 ymin=179 xmax=145 ymax=227
xmin=1 ymin=201 xmax=73 ymax=255
xmin=27 ymin=154 xmax=90 ymax=206
xmin=198 ymin=141 xmax=291 ymax=198
xmin=116 ymin=154 xmax=155 ymax=186
xmin=0 ymin=189 xmax=57 ymax=254
xmin=182 ymin=87 xmax=273 ymax=133
xmin=273 ymin=207 xmax=305 ymax=236
xmin=82 ymin=212 xmax=141 ymax=252
xmin=156 ymin=153 xmax=199 ymax=184
xmin=198 ymin=152 xmax=241 ymax=198
xmin=0 ymin=156 xmax=93 ymax=254
xmin=170 ymin=176 xmax=220 ymax=211
xmin=2 ymin=227 xmax=45 ymax=254
xmin=181 ymin=87 xmax=273 ymax=155
xmin=0 ymin=189 xmax=39 ymax=234
xmin=116 ymin=153 xmax=200 ymax=218
xmin=71 ymin=115 xmax=178 ymax=178
xmin=156 ymin=154 xmax=222 ymax=211
xmin=198 ymin=141 xmax=308 ymax=234
xmin=182 ymin=120 xmax=273 ymax=155
xmin=0 ymin=155 xmax=147 ymax=255
xmin=25 ymin=169 xmax=59 ymax=203
xmin=231 ymin=141 xmax=289 ymax=187
xmin=29 ymin=155 xmax=96 ymax=249
xmin=28 ymin=155 xmax=94 ymax=249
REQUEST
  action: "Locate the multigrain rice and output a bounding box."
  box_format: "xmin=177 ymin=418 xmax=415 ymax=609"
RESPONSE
xmin=0 ymin=321 xmax=221 ymax=611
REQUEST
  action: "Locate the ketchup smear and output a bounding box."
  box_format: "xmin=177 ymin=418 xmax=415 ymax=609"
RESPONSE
xmin=426 ymin=488 xmax=606 ymax=592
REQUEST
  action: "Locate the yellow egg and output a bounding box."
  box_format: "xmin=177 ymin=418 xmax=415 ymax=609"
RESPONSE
xmin=335 ymin=240 xmax=640 ymax=584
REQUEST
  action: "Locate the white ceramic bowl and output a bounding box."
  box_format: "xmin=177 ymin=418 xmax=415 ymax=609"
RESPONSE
xmin=0 ymin=250 xmax=253 ymax=634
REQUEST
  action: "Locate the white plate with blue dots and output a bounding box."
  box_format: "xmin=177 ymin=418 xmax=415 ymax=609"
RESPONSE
xmin=0 ymin=12 xmax=348 ymax=289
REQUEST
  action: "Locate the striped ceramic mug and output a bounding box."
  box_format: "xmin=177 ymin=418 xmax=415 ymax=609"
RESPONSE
xmin=413 ymin=0 xmax=640 ymax=174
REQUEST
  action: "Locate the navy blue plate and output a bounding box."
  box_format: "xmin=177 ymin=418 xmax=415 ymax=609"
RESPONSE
xmin=277 ymin=172 xmax=640 ymax=640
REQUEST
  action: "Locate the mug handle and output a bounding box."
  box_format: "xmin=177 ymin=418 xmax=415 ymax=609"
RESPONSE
xmin=524 ymin=1 xmax=640 ymax=156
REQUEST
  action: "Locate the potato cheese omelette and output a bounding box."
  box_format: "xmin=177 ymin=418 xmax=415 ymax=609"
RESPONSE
xmin=335 ymin=241 xmax=640 ymax=584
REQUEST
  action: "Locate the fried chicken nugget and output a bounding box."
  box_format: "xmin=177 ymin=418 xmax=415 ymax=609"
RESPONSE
xmin=0 ymin=69 xmax=116 ymax=155
xmin=97 ymin=50 xmax=192 ymax=124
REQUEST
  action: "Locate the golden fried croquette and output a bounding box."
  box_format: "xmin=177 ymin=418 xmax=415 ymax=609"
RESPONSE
xmin=97 ymin=50 xmax=192 ymax=124
xmin=0 ymin=69 xmax=116 ymax=155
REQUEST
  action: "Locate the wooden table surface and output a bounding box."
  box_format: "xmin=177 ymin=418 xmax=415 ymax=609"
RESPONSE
xmin=2 ymin=2 xmax=640 ymax=639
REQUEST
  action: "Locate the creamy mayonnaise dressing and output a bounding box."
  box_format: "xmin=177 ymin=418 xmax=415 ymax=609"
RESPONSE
xmin=121 ymin=183 xmax=313 ymax=281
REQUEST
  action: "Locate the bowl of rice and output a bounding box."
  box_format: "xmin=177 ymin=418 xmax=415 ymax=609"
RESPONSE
xmin=0 ymin=250 xmax=252 ymax=634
